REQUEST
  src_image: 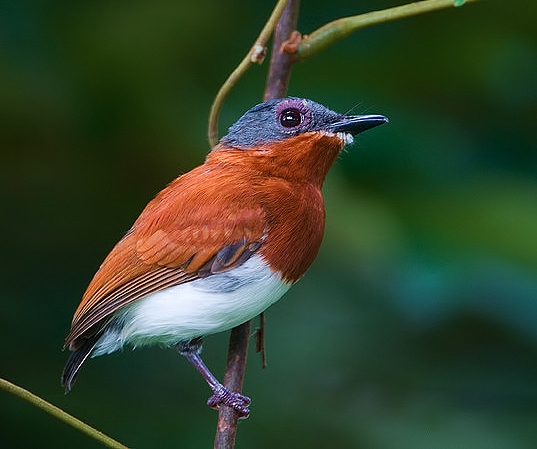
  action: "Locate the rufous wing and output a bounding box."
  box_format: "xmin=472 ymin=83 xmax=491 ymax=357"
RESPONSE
xmin=65 ymin=166 xmax=267 ymax=350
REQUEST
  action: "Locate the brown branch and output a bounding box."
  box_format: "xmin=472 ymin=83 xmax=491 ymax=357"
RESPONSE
xmin=213 ymin=2 xmax=301 ymax=449
xmin=255 ymin=0 xmax=301 ymax=369
xmin=255 ymin=312 xmax=267 ymax=369
xmin=264 ymin=0 xmax=301 ymax=101
xmin=213 ymin=321 xmax=251 ymax=449
xmin=207 ymin=0 xmax=290 ymax=147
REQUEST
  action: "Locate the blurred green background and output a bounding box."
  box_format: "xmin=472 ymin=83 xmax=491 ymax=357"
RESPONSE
xmin=1 ymin=0 xmax=537 ymax=447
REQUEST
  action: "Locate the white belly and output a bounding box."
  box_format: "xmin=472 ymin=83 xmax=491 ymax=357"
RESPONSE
xmin=93 ymin=254 xmax=291 ymax=356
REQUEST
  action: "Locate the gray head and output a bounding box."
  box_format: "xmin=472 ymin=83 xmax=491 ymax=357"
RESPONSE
xmin=219 ymin=97 xmax=388 ymax=149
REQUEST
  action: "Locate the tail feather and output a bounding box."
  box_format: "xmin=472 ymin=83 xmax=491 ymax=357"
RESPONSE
xmin=61 ymin=333 xmax=101 ymax=393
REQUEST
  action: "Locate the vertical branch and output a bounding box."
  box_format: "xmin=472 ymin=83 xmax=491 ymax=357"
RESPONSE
xmin=207 ymin=0 xmax=290 ymax=147
xmin=214 ymin=2 xmax=300 ymax=449
xmin=257 ymin=0 xmax=301 ymax=369
xmin=213 ymin=321 xmax=251 ymax=449
xmin=264 ymin=0 xmax=301 ymax=101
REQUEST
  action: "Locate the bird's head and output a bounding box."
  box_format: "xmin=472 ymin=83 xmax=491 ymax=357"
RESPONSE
xmin=212 ymin=97 xmax=388 ymax=185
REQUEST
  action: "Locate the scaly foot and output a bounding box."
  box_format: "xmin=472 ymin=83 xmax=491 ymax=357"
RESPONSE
xmin=207 ymin=384 xmax=251 ymax=418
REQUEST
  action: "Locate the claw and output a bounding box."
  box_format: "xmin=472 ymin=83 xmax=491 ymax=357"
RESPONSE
xmin=207 ymin=385 xmax=251 ymax=418
xmin=178 ymin=341 xmax=252 ymax=418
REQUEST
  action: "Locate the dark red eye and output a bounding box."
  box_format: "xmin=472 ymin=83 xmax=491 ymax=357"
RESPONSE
xmin=279 ymin=108 xmax=302 ymax=128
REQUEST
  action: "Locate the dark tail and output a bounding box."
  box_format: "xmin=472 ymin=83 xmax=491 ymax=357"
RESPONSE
xmin=61 ymin=333 xmax=101 ymax=393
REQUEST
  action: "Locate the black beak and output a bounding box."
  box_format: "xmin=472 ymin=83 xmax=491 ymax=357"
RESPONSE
xmin=331 ymin=114 xmax=388 ymax=135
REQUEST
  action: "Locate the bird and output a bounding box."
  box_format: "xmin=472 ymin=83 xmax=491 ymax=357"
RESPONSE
xmin=62 ymin=97 xmax=387 ymax=417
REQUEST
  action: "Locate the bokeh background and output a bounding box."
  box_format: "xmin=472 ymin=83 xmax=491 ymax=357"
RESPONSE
xmin=2 ymin=1 xmax=537 ymax=447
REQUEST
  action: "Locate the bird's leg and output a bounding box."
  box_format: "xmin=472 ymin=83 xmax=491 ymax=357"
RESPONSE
xmin=177 ymin=338 xmax=251 ymax=418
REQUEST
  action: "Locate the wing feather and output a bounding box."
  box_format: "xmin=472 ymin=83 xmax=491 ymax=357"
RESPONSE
xmin=65 ymin=165 xmax=267 ymax=350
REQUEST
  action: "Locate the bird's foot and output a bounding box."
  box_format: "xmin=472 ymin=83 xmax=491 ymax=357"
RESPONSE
xmin=207 ymin=385 xmax=251 ymax=418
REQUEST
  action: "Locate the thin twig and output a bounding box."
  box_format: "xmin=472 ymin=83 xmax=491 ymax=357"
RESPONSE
xmin=213 ymin=321 xmax=251 ymax=449
xmin=213 ymin=2 xmax=300 ymax=449
xmin=0 ymin=377 xmax=128 ymax=449
xmin=208 ymin=0 xmax=484 ymax=147
xmin=207 ymin=0 xmax=289 ymax=147
xmin=212 ymin=0 xmax=482 ymax=447
xmin=255 ymin=312 xmax=267 ymax=369
xmin=255 ymin=0 xmax=301 ymax=370
xmin=264 ymin=0 xmax=301 ymax=101
xmin=298 ymin=0 xmax=483 ymax=59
